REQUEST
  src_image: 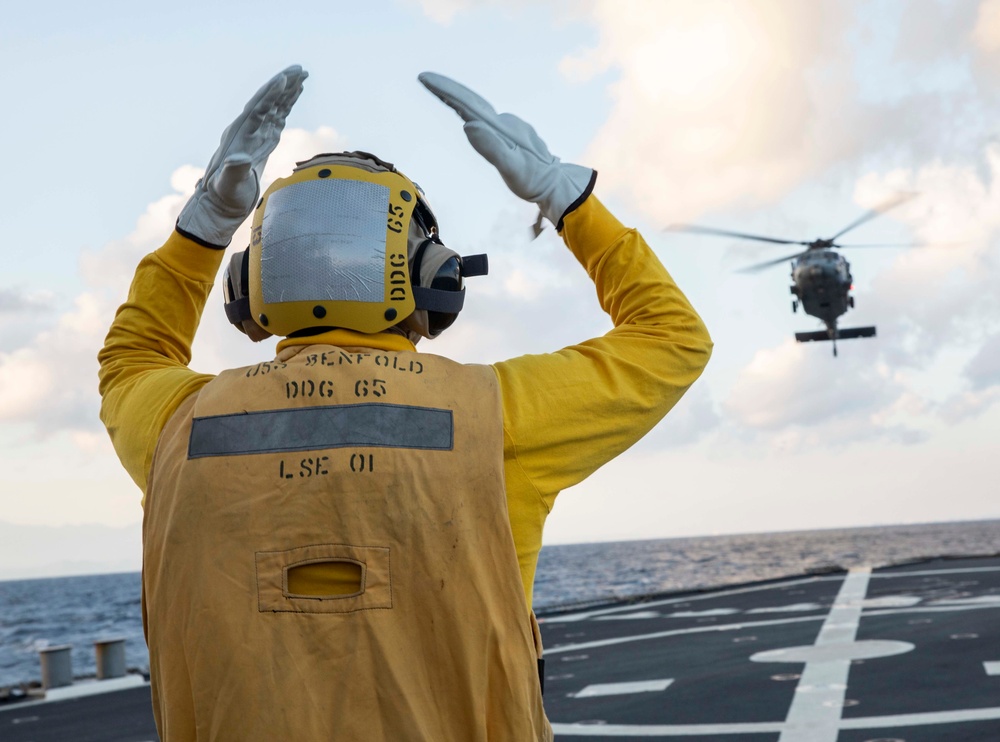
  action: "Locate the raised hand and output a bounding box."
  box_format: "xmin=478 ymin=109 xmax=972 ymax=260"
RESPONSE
xmin=419 ymin=72 xmax=594 ymax=232
xmin=176 ymin=65 xmax=309 ymax=247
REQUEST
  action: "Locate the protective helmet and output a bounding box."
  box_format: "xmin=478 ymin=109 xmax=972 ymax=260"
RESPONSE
xmin=223 ymin=151 xmax=487 ymax=342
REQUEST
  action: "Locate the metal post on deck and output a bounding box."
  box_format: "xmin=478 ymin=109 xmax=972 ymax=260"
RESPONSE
xmin=39 ymin=644 xmax=73 ymax=689
xmin=94 ymin=638 xmax=127 ymax=680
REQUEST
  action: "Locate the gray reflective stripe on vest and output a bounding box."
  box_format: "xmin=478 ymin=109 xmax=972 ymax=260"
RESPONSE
xmin=188 ymin=403 xmax=454 ymax=458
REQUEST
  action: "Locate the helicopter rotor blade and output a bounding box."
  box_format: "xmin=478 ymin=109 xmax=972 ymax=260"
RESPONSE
xmin=836 ymin=241 xmax=955 ymax=249
xmin=829 ymin=191 xmax=918 ymax=241
xmin=666 ymin=224 xmax=809 ymax=246
xmin=736 ymin=250 xmax=812 ymax=273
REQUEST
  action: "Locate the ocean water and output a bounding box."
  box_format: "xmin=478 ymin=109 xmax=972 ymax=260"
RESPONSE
xmin=533 ymin=519 xmax=1000 ymax=610
xmin=2 ymin=519 xmax=999 ymax=689
xmin=0 ymin=572 xmax=147 ymax=690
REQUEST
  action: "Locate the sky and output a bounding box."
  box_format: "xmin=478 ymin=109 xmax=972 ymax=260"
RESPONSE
xmin=1 ymin=0 xmax=999 ymax=580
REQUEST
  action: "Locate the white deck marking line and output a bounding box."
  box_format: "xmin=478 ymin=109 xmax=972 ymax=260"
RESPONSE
xmin=930 ymin=596 xmax=1000 ymax=605
xmin=552 ymin=721 xmax=788 ymax=736
xmin=540 ymin=576 xmax=836 ymax=622
xmin=545 ymin=615 xmax=826 ymax=654
xmin=543 ymin=566 xmax=1000 ymax=624
xmin=859 ymin=596 xmax=921 ymax=608
xmin=668 ymin=608 xmax=740 ymax=617
xmin=594 ymin=611 xmax=662 ymax=620
xmin=571 ymin=679 xmax=675 ymax=698
xmin=748 ymin=603 xmax=822 ymax=613
xmin=545 ymin=601 xmax=1000 ymax=655
xmin=751 ymin=640 xmax=913 ymax=665
xmin=871 ymin=566 xmax=1000 ymax=578
xmin=549 ymin=706 xmax=1000 ymax=736
xmin=547 ymin=563 xmax=1000 ymax=737
xmin=777 ymin=567 xmax=870 ymax=742
xmin=864 ymin=603 xmax=1000 ymax=617
xmin=837 ymin=706 xmax=1000 ymax=728
xmin=538 ymin=565 xmax=1000 ymax=623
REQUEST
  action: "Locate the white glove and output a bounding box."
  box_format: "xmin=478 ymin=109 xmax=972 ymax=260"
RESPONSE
xmin=176 ymin=65 xmax=309 ymax=247
xmin=419 ymin=72 xmax=595 ymax=231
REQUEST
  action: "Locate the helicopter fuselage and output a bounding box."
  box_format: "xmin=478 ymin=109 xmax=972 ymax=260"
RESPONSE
xmin=790 ymin=249 xmax=852 ymax=331
xmin=668 ymin=195 xmax=909 ymax=356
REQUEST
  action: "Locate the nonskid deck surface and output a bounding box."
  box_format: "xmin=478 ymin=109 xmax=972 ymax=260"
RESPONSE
xmin=3 ymin=556 xmax=999 ymax=741
xmin=0 ymin=685 xmax=157 ymax=742
xmin=537 ymin=555 xmax=1000 ymax=741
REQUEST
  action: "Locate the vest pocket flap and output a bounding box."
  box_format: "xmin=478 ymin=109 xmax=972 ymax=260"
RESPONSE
xmin=256 ymin=544 xmax=391 ymax=613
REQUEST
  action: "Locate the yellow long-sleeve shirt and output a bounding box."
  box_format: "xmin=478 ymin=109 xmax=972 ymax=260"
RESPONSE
xmin=98 ymin=196 xmax=712 ymax=607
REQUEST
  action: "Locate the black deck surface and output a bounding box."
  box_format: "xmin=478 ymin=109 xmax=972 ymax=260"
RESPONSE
xmin=1 ymin=685 xmax=157 ymax=742
xmin=539 ymin=555 xmax=1000 ymax=740
xmin=3 ymin=555 xmax=999 ymax=741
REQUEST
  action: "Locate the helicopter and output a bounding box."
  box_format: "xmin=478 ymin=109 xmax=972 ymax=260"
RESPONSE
xmin=668 ymin=193 xmax=917 ymax=357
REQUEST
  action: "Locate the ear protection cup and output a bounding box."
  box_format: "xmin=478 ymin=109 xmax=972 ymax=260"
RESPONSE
xmin=223 ymin=249 xmax=273 ymax=342
xmin=404 ymin=238 xmax=488 ymax=339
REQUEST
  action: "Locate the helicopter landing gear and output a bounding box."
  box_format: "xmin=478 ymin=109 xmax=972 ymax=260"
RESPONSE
xmin=792 ymin=300 xmax=798 ymax=313
xmin=849 ymin=296 xmax=855 ymax=308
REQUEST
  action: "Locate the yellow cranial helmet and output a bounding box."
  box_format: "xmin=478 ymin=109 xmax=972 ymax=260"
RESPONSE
xmin=223 ymin=151 xmax=487 ymax=342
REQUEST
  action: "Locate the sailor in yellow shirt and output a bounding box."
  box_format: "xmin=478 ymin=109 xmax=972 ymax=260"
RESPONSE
xmin=99 ymin=66 xmax=712 ymax=742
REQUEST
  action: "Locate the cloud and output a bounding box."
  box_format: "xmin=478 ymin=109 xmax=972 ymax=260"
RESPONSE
xmin=546 ymin=0 xmax=1000 ymax=451
xmin=720 ymin=136 xmax=1000 ymax=441
xmin=429 ymin=208 xmax=612 ymax=363
xmin=0 ymin=288 xmax=57 ymax=352
xmin=549 ymin=0 xmax=1000 ymax=231
xmin=897 ymin=1 xmax=981 ymax=61
xmin=0 ymin=287 xmax=54 ymax=314
xmin=938 ymin=330 xmax=1000 ymax=422
xmin=407 ymin=0 xmax=535 ymax=24
xmin=721 ymin=339 xmax=927 ymax=448
xmin=973 ymin=0 xmax=1000 ymax=53
xmin=939 ymin=387 xmax=1000 ymax=424
xmin=563 ymin=0 xmax=861 ymax=223
xmin=0 ymin=127 xmax=348 ymax=443
xmin=257 ymin=127 xmax=347 ymax=191
xmin=0 ymin=293 xmax=109 ymax=433
xmin=854 ymin=145 xmax=1000 ymax=363
xmin=407 ymin=0 xmax=999 ymax=452
xmin=409 ymin=0 xmax=474 ymax=24
xmin=634 ymin=380 xmax=721 ymax=451
xmin=965 ymin=330 xmax=1000 ymax=389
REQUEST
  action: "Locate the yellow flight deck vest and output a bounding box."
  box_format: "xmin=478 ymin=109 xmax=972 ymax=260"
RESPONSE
xmin=142 ymin=343 xmax=552 ymax=742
